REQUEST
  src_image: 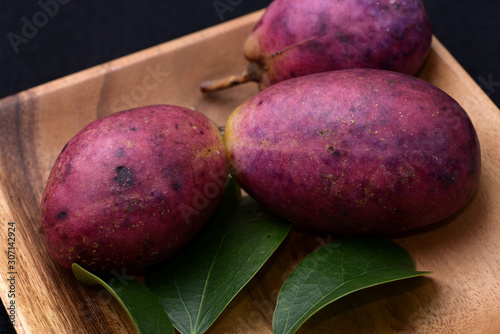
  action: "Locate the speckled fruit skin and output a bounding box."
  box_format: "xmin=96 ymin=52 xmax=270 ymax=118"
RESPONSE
xmin=244 ymin=0 xmax=432 ymax=90
xmin=225 ymin=69 xmax=481 ymax=235
xmin=40 ymin=105 xmax=228 ymax=273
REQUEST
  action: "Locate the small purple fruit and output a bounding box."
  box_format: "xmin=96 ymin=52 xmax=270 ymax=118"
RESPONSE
xmin=40 ymin=105 xmax=228 ymax=273
xmin=224 ymin=69 xmax=481 ymax=235
xmin=201 ymin=0 xmax=432 ymax=92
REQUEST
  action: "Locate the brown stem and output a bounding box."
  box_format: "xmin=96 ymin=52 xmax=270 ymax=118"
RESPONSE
xmin=200 ymin=69 xmax=251 ymax=93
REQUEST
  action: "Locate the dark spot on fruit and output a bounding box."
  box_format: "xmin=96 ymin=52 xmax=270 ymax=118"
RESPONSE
xmin=76 ymin=247 xmax=92 ymax=262
xmin=126 ymin=200 xmax=136 ymax=213
xmin=383 ymin=156 xmax=401 ymax=169
xmin=335 ymin=31 xmax=351 ymax=43
xmin=362 ymin=49 xmax=374 ymax=64
xmin=131 ymin=127 xmax=138 ymax=131
xmin=328 ymin=147 xmax=341 ymax=157
xmin=57 ymin=211 xmax=67 ymax=219
xmin=467 ymin=157 xmax=478 ymax=177
xmin=114 ymin=166 xmax=134 ymax=186
xmin=123 ymin=217 xmax=133 ymax=227
xmin=152 ymin=129 xmax=167 ymax=145
xmin=318 ymin=22 xmax=327 ymax=34
xmin=171 ymin=182 xmax=182 ymax=192
xmin=152 ymin=192 xmax=165 ymax=202
xmin=258 ymin=100 xmax=263 ymax=105
xmin=314 ymin=12 xmax=328 ymax=34
xmin=163 ymin=164 xmax=183 ymax=179
xmin=200 ymin=130 xmax=204 ymax=135
xmin=321 ymin=157 xmax=331 ymax=166
xmin=175 ymin=123 xmax=179 ymax=130
xmin=290 ymin=72 xmax=296 ymax=78
xmin=437 ymin=173 xmax=456 ymax=189
xmin=115 ymin=147 xmax=125 ymax=158
xmin=61 ymin=162 xmax=72 ymax=181
xmin=270 ymin=168 xmax=284 ymax=181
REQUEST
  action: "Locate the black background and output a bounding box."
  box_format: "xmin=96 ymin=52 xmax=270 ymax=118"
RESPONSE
xmin=1 ymin=1 xmax=499 ymax=333
xmin=1 ymin=1 xmax=500 ymax=106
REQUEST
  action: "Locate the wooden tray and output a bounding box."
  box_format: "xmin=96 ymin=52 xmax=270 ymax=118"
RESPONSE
xmin=1 ymin=9 xmax=500 ymax=334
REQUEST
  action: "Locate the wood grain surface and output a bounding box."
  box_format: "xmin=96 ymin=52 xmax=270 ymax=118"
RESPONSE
xmin=1 ymin=9 xmax=500 ymax=334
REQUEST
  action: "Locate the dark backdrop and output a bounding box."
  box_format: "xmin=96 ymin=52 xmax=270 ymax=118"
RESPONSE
xmin=1 ymin=1 xmax=499 ymax=333
xmin=1 ymin=1 xmax=500 ymax=107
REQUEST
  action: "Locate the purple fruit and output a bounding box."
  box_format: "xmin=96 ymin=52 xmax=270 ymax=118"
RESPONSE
xmin=225 ymin=69 xmax=481 ymax=235
xmin=201 ymin=0 xmax=432 ymax=92
xmin=40 ymin=105 xmax=228 ymax=273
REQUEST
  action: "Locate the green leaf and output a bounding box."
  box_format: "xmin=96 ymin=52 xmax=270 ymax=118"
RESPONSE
xmin=145 ymin=179 xmax=291 ymax=334
xmin=272 ymin=238 xmax=432 ymax=334
xmin=72 ymin=263 xmax=174 ymax=334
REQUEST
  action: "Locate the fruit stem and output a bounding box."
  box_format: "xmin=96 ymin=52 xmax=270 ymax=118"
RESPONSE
xmin=200 ymin=70 xmax=251 ymax=93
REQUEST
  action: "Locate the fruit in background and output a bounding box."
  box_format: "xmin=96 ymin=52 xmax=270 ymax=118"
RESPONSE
xmin=40 ymin=105 xmax=228 ymax=274
xmin=225 ymin=69 xmax=481 ymax=235
xmin=201 ymin=0 xmax=432 ymax=92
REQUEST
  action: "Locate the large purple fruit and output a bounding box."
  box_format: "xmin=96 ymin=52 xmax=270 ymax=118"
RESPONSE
xmin=41 ymin=105 xmax=228 ymax=273
xmin=225 ymin=69 xmax=481 ymax=235
xmin=201 ymin=0 xmax=432 ymax=92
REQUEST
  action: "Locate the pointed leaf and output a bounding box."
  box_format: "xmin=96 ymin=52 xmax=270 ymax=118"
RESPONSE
xmin=273 ymin=238 xmax=432 ymax=334
xmin=72 ymin=263 xmax=174 ymax=334
xmin=145 ymin=179 xmax=291 ymax=334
